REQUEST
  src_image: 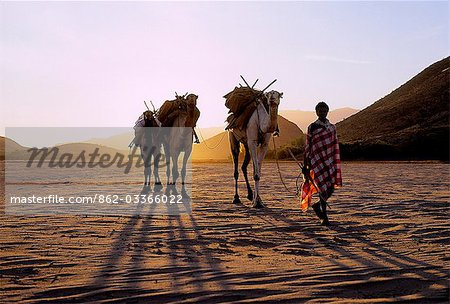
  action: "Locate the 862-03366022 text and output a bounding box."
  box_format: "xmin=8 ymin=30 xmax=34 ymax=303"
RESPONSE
xmin=8 ymin=194 xmax=186 ymax=205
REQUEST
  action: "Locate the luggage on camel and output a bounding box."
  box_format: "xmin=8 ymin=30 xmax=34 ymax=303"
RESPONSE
xmin=158 ymin=95 xmax=186 ymax=127
xmin=224 ymin=86 xmax=262 ymax=130
xmin=157 ymin=93 xmax=201 ymax=129
xmin=131 ymin=110 xmax=156 ymax=147
xmin=131 ymin=93 xmax=201 ymax=146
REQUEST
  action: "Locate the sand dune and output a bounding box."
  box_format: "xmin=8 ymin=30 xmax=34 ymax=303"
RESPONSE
xmin=0 ymin=161 xmax=449 ymax=303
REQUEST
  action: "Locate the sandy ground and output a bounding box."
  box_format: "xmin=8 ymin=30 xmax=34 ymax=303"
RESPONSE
xmin=0 ymin=161 xmax=449 ymax=303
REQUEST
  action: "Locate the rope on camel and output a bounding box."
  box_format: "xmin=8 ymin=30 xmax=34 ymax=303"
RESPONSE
xmin=196 ymin=127 xmax=228 ymax=150
xmin=272 ymin=136 xmax=303 ymax=197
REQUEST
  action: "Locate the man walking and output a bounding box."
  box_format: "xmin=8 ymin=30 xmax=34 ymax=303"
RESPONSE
xmin=302 ymin=102 xmax=342 ymax=226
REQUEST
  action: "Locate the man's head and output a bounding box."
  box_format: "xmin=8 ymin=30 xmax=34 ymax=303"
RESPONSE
xmin=315 ymin=102 xmax=329 ymax=121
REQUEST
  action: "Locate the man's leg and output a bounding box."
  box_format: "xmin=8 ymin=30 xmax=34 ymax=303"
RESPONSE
xmin=312 ymin=200 xmax=323 ymax=221
xmin=320 ymin=198 xmax=330 ymax=226
xmin=320 ymin=186 xmax=334 ymax=226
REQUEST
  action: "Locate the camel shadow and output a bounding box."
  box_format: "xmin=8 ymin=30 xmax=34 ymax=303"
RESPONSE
xmin=253 ymin=205 xmax=448 ymax=300
xmin=63 ymin=184 xmax=237 ymax=302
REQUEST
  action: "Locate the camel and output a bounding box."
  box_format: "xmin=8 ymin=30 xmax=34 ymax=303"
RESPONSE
xmin=135 ymin=110 xmax=161 ymax=186
xmin=172 ymin=93 xmax=198 ymax=184
xmin=159 ymin=100 xmax=190 ymax=185
xmin=229 ymin=90 xmax=283 ymax=208
xmin=157 ymin=93 xmax=199 ymax=185
xmin=138 ymin=93 xmax=199 ymax=186
xmin=168 ymin=114 xmax=193 ymax=185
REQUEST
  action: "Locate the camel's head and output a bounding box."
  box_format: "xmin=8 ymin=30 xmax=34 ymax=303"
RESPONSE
xmin=186 ymin=93 xmax=198 ymax=108
xmin=143 ymin=110 xmax=154 ymax=120
xmin=265 ymin=90 xmax=283 ymax=108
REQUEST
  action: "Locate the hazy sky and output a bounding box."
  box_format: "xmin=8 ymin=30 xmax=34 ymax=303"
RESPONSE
xmin=1 ymin=1 xmax=448 ymax=135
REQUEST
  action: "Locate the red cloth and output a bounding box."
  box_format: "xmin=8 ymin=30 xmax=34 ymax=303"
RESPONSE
xmin=301 ymin=119 xmax=342 ymax=211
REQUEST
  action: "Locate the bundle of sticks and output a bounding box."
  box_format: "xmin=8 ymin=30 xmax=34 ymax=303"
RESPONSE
xmin=224 ymin=76 xmax=277 ymax=130
xmin=224 ymin=86 xmax=261 ymax=130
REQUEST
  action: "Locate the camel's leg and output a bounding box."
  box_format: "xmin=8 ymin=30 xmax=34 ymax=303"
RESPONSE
xmin=257 ymin=136 xmax=271 ymax=177
xmin=253 ymin=135 xmax=271 ymax=208
xmin=242 ymin=144 xmax=253 ymax=201
xmin=153 ymin=153 xmax=161 ymax=185
xmin=163 ymin=142 xmax=171 ymax=185
xmin=142 ymin=154 xmax=151 ymax=186
xmin=248 ymin=139 xmax=263 ymax=208
xmin=142 ymin=155 xmax=148 ymax=186
xmin=171 ymin=152 xmax=180 ymax=185
xmin=144 ymin=163 xmax=151 ymax=186
xmin=181 ymin=149 xmax=191 ymax=185
xmin=153 ymin=143 xmax=162 ymax=185
xmin=139 ymin=145 xmax=150 ymax=186
xmin=181 ymin=129 xmax=193 ymax=185
xmin=230 ymin=133 xmax=241 ymax=204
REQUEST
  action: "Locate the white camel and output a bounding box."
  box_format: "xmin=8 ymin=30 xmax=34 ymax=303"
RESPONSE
xmin=229 ymin=90 xmax=283 ymax=208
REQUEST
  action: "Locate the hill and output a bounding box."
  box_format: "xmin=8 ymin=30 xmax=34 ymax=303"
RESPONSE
xmin=192 ymin=115 xmax=303 ymax=160
xmin=197 ymin=126 xmax=227 ymax=141
xmin=4 ymin=141 xmax=129 ymax=161
xmin=86 ymin=132 xmax=134 ymax=151
xmin=337 ymin=57 xmax=449 ymax=160
xmin=0 ymin=136 xmax=28 ymax=160
xmin=279 ymin=107 xmax=358 ymax=132
xmin=84 ymin=126 xmax=227 ymax=151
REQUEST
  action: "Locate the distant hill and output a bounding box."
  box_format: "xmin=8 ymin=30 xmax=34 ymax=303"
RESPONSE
xmin=279 ymin=107 xmax=358 ymax=132
xmin=54 ymin=143 xmax=128 ymax=157
xmin=192 ymin=115 xmax=303 ymax=160
xmin=84 ymin=126 xmax=227 ymax=150
xmin=192 ymin=132 xmax=230 ymax=160
xmin=86 ymin=132 xmax=134 ymax=151
xmin=197 ymin=126 xmax=227 ymax=141
xmin=1 ymin=136 xmax=27 ymax=152
xmin=337 ymin=57 xmax=450 ymax=160
xmin=0 ymin=136 xmax=28 ymax=160
xmin=4 ymin=141 xmax=128 ymax=161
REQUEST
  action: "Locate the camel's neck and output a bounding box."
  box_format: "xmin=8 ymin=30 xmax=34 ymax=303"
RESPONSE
xmin=180 ymin=105 xmax=194 ymax=128
xmin=187 ymin=106 xmax=195 ymax=116
xmin=174 ymin=114 xmax=187 ymax=127
xmin=258 ymin=102 xmax=278 ymax=133
xmin=267 ymin=105 xmax=279 ymax=133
